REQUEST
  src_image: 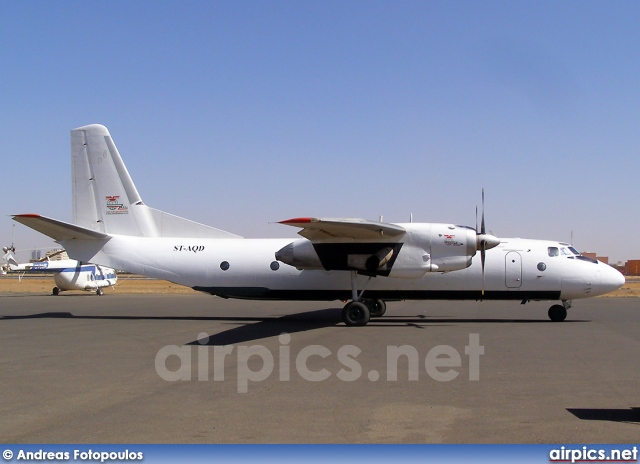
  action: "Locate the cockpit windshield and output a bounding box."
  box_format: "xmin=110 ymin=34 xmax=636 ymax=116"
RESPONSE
xmin=548 ymin=246 xmax=581 ymax=257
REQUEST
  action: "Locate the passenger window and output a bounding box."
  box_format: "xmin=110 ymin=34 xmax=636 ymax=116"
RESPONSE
xmin=548 ymin=247 xmax=559 ymax=257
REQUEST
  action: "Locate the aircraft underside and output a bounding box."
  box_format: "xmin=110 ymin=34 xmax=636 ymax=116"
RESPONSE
xmin=193 ymin=285 xmax=567 ymax=326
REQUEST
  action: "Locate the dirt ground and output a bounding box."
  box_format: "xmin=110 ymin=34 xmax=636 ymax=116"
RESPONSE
xmin=1 ymin=274 xmax=639 ymax=297
xmin=0 ymin=275 xmax=197 ymax=294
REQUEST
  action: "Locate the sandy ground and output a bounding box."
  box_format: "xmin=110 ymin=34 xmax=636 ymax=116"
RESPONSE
xmin=0 ymin=275 xmax=197 ymax=294
xmin=1 ymin=274 xmax=638 ymax=297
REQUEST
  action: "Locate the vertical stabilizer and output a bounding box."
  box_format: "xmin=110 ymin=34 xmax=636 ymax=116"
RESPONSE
xmin=71 ymin=124 xmax=158 ymax=236
xmin=71 ymin=125 xmax=241 ymax=238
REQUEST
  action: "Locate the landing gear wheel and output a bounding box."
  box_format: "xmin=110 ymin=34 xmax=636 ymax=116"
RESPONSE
xmin=548 ymin=304 xmax=567 ymax=322
xmin=52 ymin=287 xmax=59 ymax=296
xmin=96 ymin=288 xmax=104 ymax=296
xmin=342 ymin=301 xmax=371 ymax=327
xmin=365 ymin=299 xmax=387 ymax=318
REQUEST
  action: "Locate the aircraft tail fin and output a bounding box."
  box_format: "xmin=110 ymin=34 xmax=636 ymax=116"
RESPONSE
xmin=4 ymin=253 xmax=19 ymax=271
xmin=71 ymin=125 xmax=241 ymax=239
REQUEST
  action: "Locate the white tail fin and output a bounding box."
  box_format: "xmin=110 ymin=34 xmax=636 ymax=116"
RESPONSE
xmin=4 ymin=253 xmax=19 ymax=270
xmin=71 ymin=125 xmax=241 ymax=238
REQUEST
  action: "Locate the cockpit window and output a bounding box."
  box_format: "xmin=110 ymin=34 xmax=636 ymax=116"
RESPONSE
xmin=568 ymin=246 xmax=580 ymax=255
xmin=560 ymin=247 xmax=573 ymax=256
xmin=548 ymin=247 xmax=559 ymax=257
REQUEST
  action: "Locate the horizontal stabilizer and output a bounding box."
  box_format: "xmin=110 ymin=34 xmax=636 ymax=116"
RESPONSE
xmin=279 ymin=217 xmax=406 ymax=241
xmin=12 ymin=214 xmax=109 ymax=242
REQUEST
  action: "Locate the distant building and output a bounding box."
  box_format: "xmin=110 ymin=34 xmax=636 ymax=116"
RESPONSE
xmin=28 ymin=249 xmax=69 ymax=263
xmin=626 ymin=260 xmax=640 ymax=276
xmin=46 ymin=249 xmax=69 ymax=261
xmin=581 ymin=252 xmax=608 ymax=265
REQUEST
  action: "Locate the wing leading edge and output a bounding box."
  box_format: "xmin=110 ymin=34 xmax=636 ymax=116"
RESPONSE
xmin=279 ymin=217 xmax=406 ymax=241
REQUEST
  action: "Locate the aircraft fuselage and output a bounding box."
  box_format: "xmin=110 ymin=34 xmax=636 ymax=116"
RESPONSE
xmin=63 ymin=234 xmax=621 ymax=302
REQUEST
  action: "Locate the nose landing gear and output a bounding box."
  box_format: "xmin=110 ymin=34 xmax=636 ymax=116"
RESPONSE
xmin=548 ymin=300 xmax=571 ymax=322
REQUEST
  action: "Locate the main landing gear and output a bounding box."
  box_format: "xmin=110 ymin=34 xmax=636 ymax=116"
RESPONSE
xmin=342 ymin=299 xmax=387 ymax=326
xmin=548 ymin=300 xmax=571 ymax=322
xmin=341 ymin=271 xmax=387 ymax=326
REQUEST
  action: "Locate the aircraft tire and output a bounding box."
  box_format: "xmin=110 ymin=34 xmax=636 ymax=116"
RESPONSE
xmin=366 ymin=299 xmax=387 ymax=317
xmin=97 ymin=288 xmax=104 ymax=296
xmin=548 ymin=304 xmax=567 ymax=322
xmin=52 ymin=287 xmax=59 ymax=296
xmin=342 ymin=301 xmax=371 ymax=327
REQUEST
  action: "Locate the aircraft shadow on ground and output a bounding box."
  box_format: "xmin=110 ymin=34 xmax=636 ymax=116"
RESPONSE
xmin=567 ymin=407 xmax=640 ymax=425
xmin=1 ymin=308 xmax=588 ymax=345
xmin=187 ymin=308 xmax=342 ymax=345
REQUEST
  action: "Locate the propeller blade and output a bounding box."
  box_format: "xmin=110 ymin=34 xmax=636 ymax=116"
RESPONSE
xmin=475 ymin=205 xmax=478 ymax=234
xmin=477 ymin=188 xmax=493 ymax=296
xmin=481 ymin=188 xmax=486 ymax=235
xmin=481 ymin=240 xmax=486 ymax=296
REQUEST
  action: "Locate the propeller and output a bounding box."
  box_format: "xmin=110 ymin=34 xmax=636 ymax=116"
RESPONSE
xmin=476 ymin=188 xmax=500 ymax=295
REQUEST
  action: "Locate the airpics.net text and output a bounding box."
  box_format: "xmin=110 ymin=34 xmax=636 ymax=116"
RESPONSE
xmin=155 ymin=333 xmax=484 ymax=393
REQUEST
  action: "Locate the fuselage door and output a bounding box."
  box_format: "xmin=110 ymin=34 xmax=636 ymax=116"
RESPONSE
xmin=505 ymin=251 xmax=522 ymax=288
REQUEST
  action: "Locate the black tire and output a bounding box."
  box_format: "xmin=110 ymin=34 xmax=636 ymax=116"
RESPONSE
xmin=342 ymin=301 xmax=371 ymax=327
xmin=548 ymin=304 xmax=567 ymax=322
xmin=52 ymin=287 xmax=59 ymax=296
xmin=366 ymin=299 xmax=387 ymax=318
xmin=97 ymin=288 xmax=104 ymax=296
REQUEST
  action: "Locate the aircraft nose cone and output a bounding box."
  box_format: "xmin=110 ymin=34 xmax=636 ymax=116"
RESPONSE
xmin=599 ymin=264 xmax=625 ymax=294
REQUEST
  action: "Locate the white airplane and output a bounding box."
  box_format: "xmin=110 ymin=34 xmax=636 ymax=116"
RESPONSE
xmin=12 ymin=124 xmax=624 ymax=325
xmin=3 ymin=249 xmax=117 ymax=296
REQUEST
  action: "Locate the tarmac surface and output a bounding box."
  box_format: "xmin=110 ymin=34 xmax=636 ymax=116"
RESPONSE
xmin=0 ymin=293 xmax=638 ymax=443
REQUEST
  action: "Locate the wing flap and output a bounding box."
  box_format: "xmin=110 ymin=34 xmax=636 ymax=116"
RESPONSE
xmin=279 ymin=217 xmax=406 ymax=240
xmin=12 ymin=214 xmax=110 ymax=241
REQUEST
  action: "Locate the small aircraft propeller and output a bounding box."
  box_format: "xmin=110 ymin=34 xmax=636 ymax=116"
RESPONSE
xmin=3 ymin=225 xmax=16 ymax=256
xmin=476 ymin=188 xmax=500 ymax=295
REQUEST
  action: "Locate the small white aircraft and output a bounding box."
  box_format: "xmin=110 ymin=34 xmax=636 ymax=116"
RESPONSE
xmin=3 ymin=249 xmax=117 ymax=296
xmin=12 ymin=124 xmax=624 ymax=325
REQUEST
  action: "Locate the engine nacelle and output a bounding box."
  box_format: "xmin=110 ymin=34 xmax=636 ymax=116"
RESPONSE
xmin=275 ymin=239 xmax=324 ymax=270
xmin=275 ymin=239 xmax=404 ymax=276
xmin=426 ymin=224 xmax=478 ymax=272
xmin=275 ymin=223 xmax=497 ymax=278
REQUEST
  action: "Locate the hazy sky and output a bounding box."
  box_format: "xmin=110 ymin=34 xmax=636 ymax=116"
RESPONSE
xmin=1 ymin=1 xmax=639 ymax=263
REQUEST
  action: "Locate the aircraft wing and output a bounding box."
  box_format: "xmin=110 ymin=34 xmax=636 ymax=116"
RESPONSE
xmin=12 ymin=214 xmax=109 ymax=241
xmin=278 ymin=217 xmax=406 ymax=241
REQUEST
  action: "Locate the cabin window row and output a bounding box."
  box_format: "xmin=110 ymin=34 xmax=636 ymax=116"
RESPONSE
xmin=219 ymin=261 xmax=280 ymax=271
